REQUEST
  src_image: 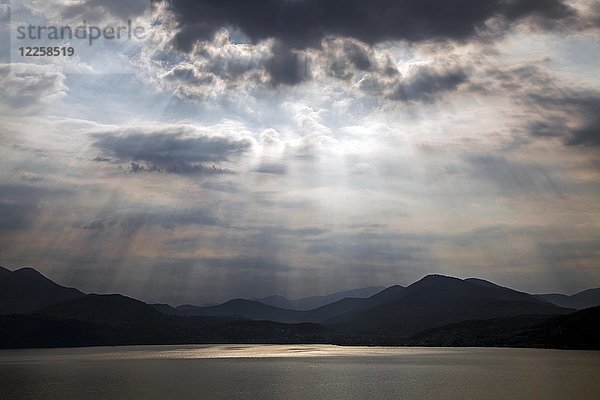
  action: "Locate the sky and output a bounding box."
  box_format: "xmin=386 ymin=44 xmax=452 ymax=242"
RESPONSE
xmin=0 ymin=0 xmax=599 ymax=305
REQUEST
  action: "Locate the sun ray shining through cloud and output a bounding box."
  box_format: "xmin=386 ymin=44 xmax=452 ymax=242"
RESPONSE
xmin=0 ymin=0 xmax=599 ymax=306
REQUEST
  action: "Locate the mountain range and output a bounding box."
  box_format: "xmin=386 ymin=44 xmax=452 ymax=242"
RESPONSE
xmin=535 ymin=289 xmax=600 ymax=310
xmin=250 ymin=286 xmax=386 ymax=310
xmin=0 ymin=265 xmax=598 ymax=349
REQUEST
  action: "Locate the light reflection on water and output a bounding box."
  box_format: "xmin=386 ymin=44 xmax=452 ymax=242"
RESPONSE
xmin=1 ymin=345 xmax=599 ymax=400
xmin=0 ymin=344 xmax=462 ymax=362
xmin=97 ymin=344 xmax=463 ymax=360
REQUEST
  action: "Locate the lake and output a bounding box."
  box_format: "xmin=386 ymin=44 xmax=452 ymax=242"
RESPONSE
xmin=0 ymin=345 xmax=598 ymax=399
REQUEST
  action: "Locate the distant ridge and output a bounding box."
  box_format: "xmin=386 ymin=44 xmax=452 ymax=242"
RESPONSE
xmin=175 ymin=299 xmax=306 ymax=323
xmin=170 ymin=285 xmax=405 ymax=323
xmin=535 ymin=288 xmax=600 ymax=310
xmin=252 ymin=286 xmax=386 ymax=311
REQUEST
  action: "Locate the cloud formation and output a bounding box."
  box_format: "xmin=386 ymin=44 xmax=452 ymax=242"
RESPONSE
xmin=92 ymin=125 xmax=253 ymax=173
xmin=81 ymin=209 xmax=220 ymax=233
xmin=529 ymin=93 xmax=600 ymax=147
xmin=168 ymin=0 xmax=577 ymax=51
xmin=0 ymin=64 xmax=67 ymax=112
xmin=388 ymin=64 xmax=468 ymax=103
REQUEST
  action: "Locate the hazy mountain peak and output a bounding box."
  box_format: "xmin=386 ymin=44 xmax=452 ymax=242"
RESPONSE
xmin=253 ymin=286 xmax=387 ymax=311
xmin=536 ymin=288 xmax=600 ymax=310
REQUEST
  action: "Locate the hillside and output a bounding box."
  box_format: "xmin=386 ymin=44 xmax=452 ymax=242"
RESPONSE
xmin=410 ymin=307 xmax=600 ymax=349
xmin=38 ymin=294 xmax=166 ymax=325
xmin=0 ymin=266 xmax=84 ymax=314
xmin=326 ymin=275 xmax=571 ymax=336
xmin=536 ymin=288 xmax=600 ymax=310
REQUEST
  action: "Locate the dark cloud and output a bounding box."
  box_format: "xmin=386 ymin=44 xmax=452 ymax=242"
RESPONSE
xmin=163 ymin=64 xmax=217 ymax=87
xmin=502 ymin=0 xmax=573 ymax=20
xmin=569 ymin=118 xmax=600 ymax=147
xmin=389 ymin=67 xmax=468 ymax=102
xmin=265 ymin=45 xmax=309 ymax=86
xmin=81 ymin=209 xmax=219 ymax=233
xmin=322 ymin=38 xmax=385 ymax=80
xmin=93 ymin=126 xmax=252 ymax=174
xmin=472 ymin=63 xmax=600 ymax=148
xmin=169 ymin=0 xmax=576 ymax=52
xmin=128 ymin=162 xmax=236 ymax=175
xmin=528 ymin=94 xmax=600 ymax=147
xmin=564 ymin=98 xmax=600 ymax=147
xmin=475 ymin=64 xmax=555 ymax=94
xmin=357 ymin=62 xmax=468 ymax=103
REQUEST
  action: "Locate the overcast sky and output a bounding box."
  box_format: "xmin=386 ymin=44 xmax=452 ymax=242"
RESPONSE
xmin=0 ymin=0 xmax=599 ymax=305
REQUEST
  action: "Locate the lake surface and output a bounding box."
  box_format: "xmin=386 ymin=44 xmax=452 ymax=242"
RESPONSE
xmin=1 ymin=345 xmax=599 ymax=399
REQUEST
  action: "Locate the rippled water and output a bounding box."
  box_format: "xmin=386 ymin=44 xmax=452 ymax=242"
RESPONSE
xmin=1 ymin=345 xmax=599 ymax=399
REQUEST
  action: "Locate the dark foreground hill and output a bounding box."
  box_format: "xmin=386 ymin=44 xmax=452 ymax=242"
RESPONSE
xmin=0 ymin=313 xmax=326 ymax=349
xmin=0 ymin=293 xmax=326 ymax=348
xmin=409 ymin=306 xmax=600 ymax=350
xmin=40 ymin=294 xmax=167 ymax=325
xmin=0 ymin=266 xmax=84 ymax=314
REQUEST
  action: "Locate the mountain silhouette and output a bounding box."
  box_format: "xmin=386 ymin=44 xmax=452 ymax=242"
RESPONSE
xmin=535 ymin=288 xmax=600 ymax=310
xmin=38 ymin=294 xmax=165 ymax=325
xmin=252 ymin=286 xmax=386 ymax=310
xmin=1 ymin=267 xmax=597 ymax=349
xmin=172 ymin=287 xmax=406 ymax=323
xmin=0 ymin=266 xmax=84 ymax=314
xmin=325 ymin=275 xmax=571 ymax=336
xmin=410 ymin=306 xmax=600 ymax=350
xmin=175 ymin=299 xmax=306 ymax=323
xmin=163 ymin=275 xmax=570 ymax=336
